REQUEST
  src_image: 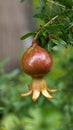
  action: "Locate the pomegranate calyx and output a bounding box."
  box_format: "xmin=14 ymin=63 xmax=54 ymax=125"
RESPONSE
xmin=21 ymin=78 xmax=57 ymax=101
xmin=21 ymin=90 xmax=32 ymax=97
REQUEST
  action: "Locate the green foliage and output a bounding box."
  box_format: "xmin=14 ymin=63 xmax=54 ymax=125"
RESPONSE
xmin=20 ymin=0 xmax=73 ymax=51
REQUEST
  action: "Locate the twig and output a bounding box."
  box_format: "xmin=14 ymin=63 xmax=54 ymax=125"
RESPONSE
xmin=47 ymin=0 xmax=65 ymax=8
xmin=33 ymin=15 xmax=58 ymax=41
xmin=44 ymin=15 xmax=58 ymax=27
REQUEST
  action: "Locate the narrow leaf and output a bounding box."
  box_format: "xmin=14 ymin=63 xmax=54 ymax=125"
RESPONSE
xmin=19 ymin=0 xmax=25 ymax=3
xmin=6 ymin=69 xmax=19 ymax=79
xmin=66 ymin=22 xmax=73 ymax=30
xmin=39 ymin=0 xmax=46 ymax=8
xmin=51 ymin=39 xmax=59 ymax=45
xmin=0 ymin=58 xmax=10 ymax=67
xmin=20 ymin=32 xmax=36 ymax=40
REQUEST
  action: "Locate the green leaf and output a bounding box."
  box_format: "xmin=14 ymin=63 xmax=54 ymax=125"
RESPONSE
xmin=0 ymin=107 xmax=5 ymax=113
xmin=34 ymin=13 xmax=43 ymax=18
xmin=51 ymin=38 xmax=67 ymax=47
xmin=39 ymin=0 xmax=46 ymax=8
xmin=20 ymin=32 xmax=36 ymax=40
xmin=66 ymin=22 xmax=73 ymax=30
xmin=0 ymin=58 xmax=10 ymax=68
xmin=58 ymin=38 xmax=67 ymax=46
xmin=19 ymin=0 xmax=25 ymax=3
xmin=6 ymin=69 xmax=19 ymax=79
xmin=51 ymin=39 xmax=59 ymax=45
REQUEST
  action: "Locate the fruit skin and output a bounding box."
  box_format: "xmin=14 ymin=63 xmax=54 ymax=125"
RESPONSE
xmin=21 ymin=44 xmax=53 ymax=78
xmin=21 ymin=42 xmax=57 ymax=101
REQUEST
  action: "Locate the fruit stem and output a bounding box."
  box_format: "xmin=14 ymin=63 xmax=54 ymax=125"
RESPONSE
xmin=32 ymin=40 xmax=37 ymax=45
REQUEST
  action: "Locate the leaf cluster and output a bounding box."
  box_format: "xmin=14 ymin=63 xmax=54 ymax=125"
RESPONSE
xmin=20 ymin=0 xmax=73 ymax=52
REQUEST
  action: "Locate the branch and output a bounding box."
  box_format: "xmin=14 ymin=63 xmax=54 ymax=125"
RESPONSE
xmin=33 ymin=15 xmax=58 ymax=41
xmin=47 ymin=0 xmax=65 ymax=8
xmin=44 ymin=15 xmax=58 ymax=27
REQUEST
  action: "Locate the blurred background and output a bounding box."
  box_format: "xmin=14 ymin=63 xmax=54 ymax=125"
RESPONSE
xmin=0 ymin=0 xmax=35 ymax=72
xmin=0 ymin=0 xmax=73 ymax=130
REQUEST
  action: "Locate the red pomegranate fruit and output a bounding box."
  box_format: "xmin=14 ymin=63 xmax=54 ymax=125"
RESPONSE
xmin=21 ymin=41 xmax=57 ymax=101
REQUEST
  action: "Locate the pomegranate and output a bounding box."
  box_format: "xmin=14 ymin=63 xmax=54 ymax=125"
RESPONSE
xmin=21 ymin=41 xmax=57 ymax=101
